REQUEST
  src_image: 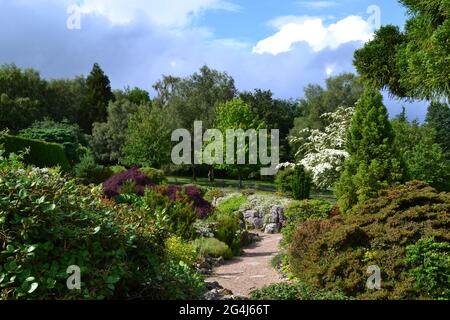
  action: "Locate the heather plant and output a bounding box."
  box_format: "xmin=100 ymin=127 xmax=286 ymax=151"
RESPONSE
xmin=103 ymin=167 xmax=154 ymax=198
xmin=288 ymin=181 xmax=450 ymax=299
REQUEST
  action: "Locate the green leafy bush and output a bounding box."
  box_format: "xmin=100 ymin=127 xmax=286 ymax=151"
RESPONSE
xmin=275 ymin=168 xmax=294 ymax=194
xmin=288 ymin=181 xmax=450 ymax=299
xmin=0 ymin=151 xmax=176 ymax=300
xmin=291 ymin=165 xmax=312 ymax=200
xmin=209 ymin=211 xmax=242 ymax=255
xmin=158 ymin=261 xmax=206 ymax=300
xmin=74 ymin=153 xmax=112 ymax=185
xmin=282 ymin=199 xmax=333 ymax=247
xmin=0 ymin=133 xmax=70 ymax=172
xmin=276 ymin=166 xmax=312 ymax=200
xmin=405 ymin=237 xmax=450 ymax=300
xmin=193 ymin=238 xmax=233 ymax=260
xmin=166 ymin=236 xmax=198 ymax=267
xmin=250 ymin=281 xmax=348 ymax=300
xmin=19 ymin=121 xmax=86 ymax=165
xmin=139 ymin=167 xmax=167 ymax=185
xmin=143 ymin=188 xmax=198 ymax=240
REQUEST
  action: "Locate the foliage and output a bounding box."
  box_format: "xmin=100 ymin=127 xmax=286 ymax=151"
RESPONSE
xmin=275 ymin=168 xmax=294 ymax=195
xmin=74 ymin=153 xmax=112 ymax=185
xmin=216 ymin=195 xmax=247 ymax=214
xmin=0 ymin=133 xmax=70 ymax=172
xmin=354 ymin=1 xmax=450 ymax=100
xmin=426 ymin=101 xmax=450 ymax=156
xmin=114 ymin=87 xmax=151 ymax=106
xmin=288 ymin=181 xmax=450 ymax=299
xmin=391 ymin=113 xmax=450 ymax=191
xmin=215 ymin=98 xmax=265 ymax=187
xmin=193 ymin=238 xmax=233 ymax=260
xmin=121 ymin=105 xmax=175 ymax=168
xmin=19 ymin=121 xmax=86 ymax=164
xmin=108 ymin=165 xmax=126 ymax=174
xmin=404 ymin=237 xmax=450 ymax=300
xmin=151 ymin=184 xmax=213 ymax=219
xmin=335 ymin=88 xmax=404 ymax=213
xmin=165 ymin=236 xmax=198 ymax=267
xmin=204 ymin=188 xmax=226 ymax=202
xmin=290 ymin=106 xmax=355 ymax=190
xmin=291 ymin=165 xmax=312 ymax=200
xmin=209 ymin=211 xmax=242 ymax=254
xmin=79 ymin=63 xmax=114 ymax=133
xmin=90 ymin=98 xmax=139 ymax=163
xmin=103 ymin=167 xmax=154 ymax=198
xmin=240 ymin=89 xmax=296 ymax=161
xmin=282 ymin=199 xmax=333 ymax=246
xmin=0 ymin=150 xmax=179 ymax=300
xmin=250 ymin=281 xmax=348 ymax=300
xmin=290 ymin=73 xmax=364 ymax=158
xmin=158 ymin=260 xmax=206 ymax=300
xmin=141 ymin=188 xmax=196 ymax=240
xmin=0 ymin=64 xmax=47 ymax=133
xmin=139 ymin=167 xmax=167 ymax=185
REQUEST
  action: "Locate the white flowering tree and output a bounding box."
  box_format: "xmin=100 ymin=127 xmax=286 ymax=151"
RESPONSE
xmin=288 ymin=106 xmax=355 ymax=190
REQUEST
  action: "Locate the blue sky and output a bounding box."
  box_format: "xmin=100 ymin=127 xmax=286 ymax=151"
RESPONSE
xmin=0 ymin=0 xmax=428 ymax=120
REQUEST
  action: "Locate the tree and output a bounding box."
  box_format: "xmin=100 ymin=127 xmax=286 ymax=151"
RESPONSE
xmin=156 ymin=66 xmax=236 ymax=180
xmin=79 ymin=63 xmax=114 ymax=133
xmin=45 ymin=76 xmax=88 ymax=125
xmin=0 ymin=64 xmax=47 ymax=132
xmin=215 ymin=98 xmax=264 ymax=188
xmin=426 ymin=101 xmax=450 ymax=156
xmin=392 ymin=111 xmax=450 ymax=191
xmin=335 ymin=88 xmax=404 ymax=213
xmin=354 ymin=0 xmax=450 ymax=100
xmin=290 ymin=73 xmax=364 ymax=158
xmin=289 ymin=106 xmax=355 ymax=190
xmin=240 ymin=89 xmax=296 ymax=162
xmin=90 ymin=98 xmax=140 ymax=163
xmin=114 ymin=87 xmax=151 ymax=106
xmin=121 ymin=105 xmax=175 ymax=168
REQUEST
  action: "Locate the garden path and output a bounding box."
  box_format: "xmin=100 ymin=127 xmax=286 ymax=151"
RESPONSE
xmin=206 ymin=233 xmax=284 ymax=297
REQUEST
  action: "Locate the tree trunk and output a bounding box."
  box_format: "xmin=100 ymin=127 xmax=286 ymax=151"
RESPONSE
xmin=238 ymin=169 xmax=243 ymax=189
xmin=192 ymin=165 xmax=197 ymax=182
xmin=208 ymin=166 xmax=215 ymax=182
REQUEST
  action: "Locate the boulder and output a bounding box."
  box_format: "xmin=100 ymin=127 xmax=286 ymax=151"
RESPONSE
xmin=264 ymin=223 xmax=280 ymax=234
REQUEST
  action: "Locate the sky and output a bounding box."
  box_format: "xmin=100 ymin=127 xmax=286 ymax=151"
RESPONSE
xmin=0 ymin=0 xmax=428 ymax=120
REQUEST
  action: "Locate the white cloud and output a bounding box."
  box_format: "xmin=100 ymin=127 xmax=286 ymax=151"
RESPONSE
xmin=295 ymin=1 xmax=339 ymax=9
xmin=78 ymin=0 xmax=240 ymax=28
xmin=253 ymin=15 xmax=374 ymax=55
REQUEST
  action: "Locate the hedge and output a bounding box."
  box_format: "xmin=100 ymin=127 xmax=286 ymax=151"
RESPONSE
xmin=0 ymin=134 xmax=71 ymax=171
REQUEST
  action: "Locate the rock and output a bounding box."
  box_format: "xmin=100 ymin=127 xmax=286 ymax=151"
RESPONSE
xmin=264 ymin=223 xmax=280 ymax=234
xmin=243 ymin=210 xmax=258 ymax=219
xmin=252 ymin=217 xmax=263 ymax=229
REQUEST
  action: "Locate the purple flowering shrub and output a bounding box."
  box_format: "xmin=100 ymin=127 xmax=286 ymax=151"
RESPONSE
xmin=153 ymin=184 xmax=213 ymax=219
xmin=103 ymin=169 xmax=212 ymax=219
xmin=103 ymin=167 xmax=154 ymax=198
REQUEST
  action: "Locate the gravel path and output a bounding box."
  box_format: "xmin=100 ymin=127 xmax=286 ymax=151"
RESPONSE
xmin=206 ymin=233 xmax=284 ymax=297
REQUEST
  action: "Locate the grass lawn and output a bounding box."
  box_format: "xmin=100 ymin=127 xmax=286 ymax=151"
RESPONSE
xmin=167 ymin=176 xmax=337 ymax=202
